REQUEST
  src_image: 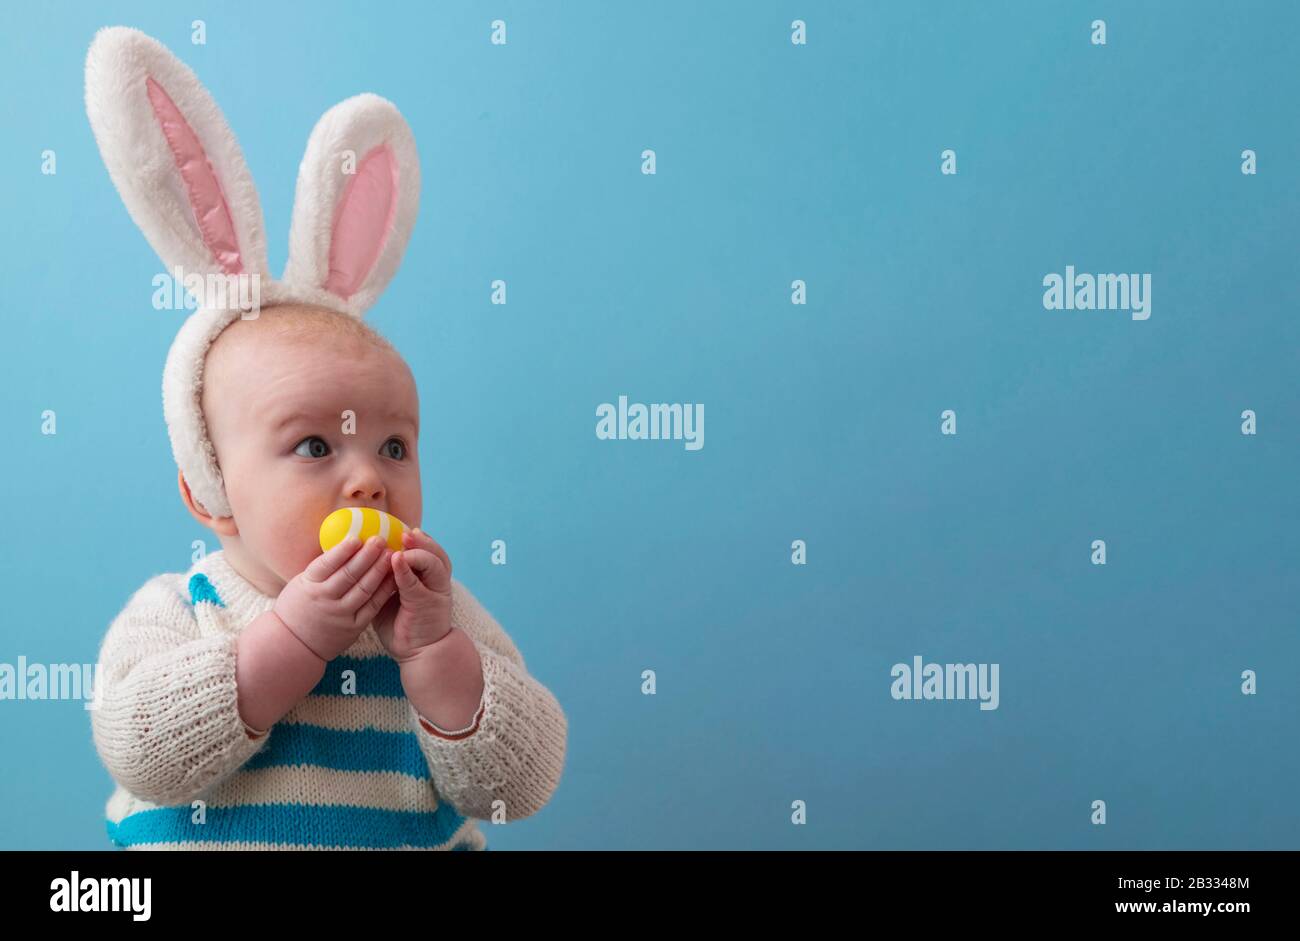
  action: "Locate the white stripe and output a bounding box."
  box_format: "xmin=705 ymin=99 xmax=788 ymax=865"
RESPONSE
xmin=217 ymin=766 xmax=443 ymax=810
xmin=345 ymin=507 xmax=364 ymax=542
xmin=282 ymin=693 xmax=414 ymax=733
xmin=377 ymin=510 xmax=390 ymax=543
xmin=108 ymin=764 xmax=452 ymax=818
xmin=344 ymin=628 xmax=388 ymax=657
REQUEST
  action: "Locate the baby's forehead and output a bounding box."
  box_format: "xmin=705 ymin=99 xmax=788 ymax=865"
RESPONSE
xmin=201 ymin=307 xmax=416 ymax=425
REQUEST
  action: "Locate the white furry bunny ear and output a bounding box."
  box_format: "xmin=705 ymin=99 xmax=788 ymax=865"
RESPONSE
xmin=282 ymin=94 xmax=420 ymax=318
xmin=84 ymin=26 xmax=269 ymax=285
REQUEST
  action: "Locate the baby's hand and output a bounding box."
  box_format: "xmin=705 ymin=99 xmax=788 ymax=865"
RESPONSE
xmin=372 ymin=528 xmax=453 ymax=663
xmin=273 ymin=536 xmax=398 ymax=661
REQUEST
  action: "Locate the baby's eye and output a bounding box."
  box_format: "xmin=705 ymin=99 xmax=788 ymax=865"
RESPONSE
xmin=382 ymin=437 xmax=407 ymax=460
xmin=294 ymin=436 xmax=330 ymax=458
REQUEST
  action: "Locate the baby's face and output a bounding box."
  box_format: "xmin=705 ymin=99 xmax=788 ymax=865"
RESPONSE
xmin=200 ymin=315 xmax=421 ymax=592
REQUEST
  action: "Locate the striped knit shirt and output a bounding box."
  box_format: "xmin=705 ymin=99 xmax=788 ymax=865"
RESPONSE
xmin=91 ymin=550 xmax=567 ymax=850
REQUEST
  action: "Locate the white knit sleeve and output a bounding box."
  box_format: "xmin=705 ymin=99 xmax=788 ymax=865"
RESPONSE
xmin=90 ymin=574 xmax=269 ymax=806
xmin=408 ymin=577 xmax=568 ymax=821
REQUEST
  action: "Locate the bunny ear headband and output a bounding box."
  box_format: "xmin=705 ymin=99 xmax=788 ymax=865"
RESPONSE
xmin=84 ymin=26 xmax=420 ymax=518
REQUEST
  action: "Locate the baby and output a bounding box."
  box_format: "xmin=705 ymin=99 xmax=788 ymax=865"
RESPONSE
xmin=83 ymin=26 xmax=566 ymax=850
xmin=92 ymin=304 xmax=567 ymax=850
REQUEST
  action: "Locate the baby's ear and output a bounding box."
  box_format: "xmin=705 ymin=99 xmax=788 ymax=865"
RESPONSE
xmin=281 ymin=94 xmax=420 ymax=318
xmin=176 ymin=468 xmax=237 ymax=533
xmin=84 ymin=27 xmax=269 ymax=282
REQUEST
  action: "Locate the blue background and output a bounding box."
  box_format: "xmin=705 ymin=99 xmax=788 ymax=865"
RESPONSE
xmin=1 ymin=0 xmax=1296 ymax=849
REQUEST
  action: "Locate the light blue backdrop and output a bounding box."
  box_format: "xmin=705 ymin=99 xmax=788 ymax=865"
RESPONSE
xmin=1 ymin=0 xmax=1296 ymax=849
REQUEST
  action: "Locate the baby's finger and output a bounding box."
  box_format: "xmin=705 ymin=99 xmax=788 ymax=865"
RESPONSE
xmin=390 ymin=548 xmax=441 ymax=592
xmin=395 ymin=547 xmax=450 ymax=591
xmin=404 ymin=528 xmax=451 ymax=578
xmin=303 ymin=535 xmax=364 ymax=584
xmin=341 ymin=547 xmax=393 ymax=610
xmin=324 ymin=536 xmax=387 ymax=599
xmin=391 ymin=549 xmax=425 ymax=594
xmin=357 ymin=571 xmax=398 ymax=623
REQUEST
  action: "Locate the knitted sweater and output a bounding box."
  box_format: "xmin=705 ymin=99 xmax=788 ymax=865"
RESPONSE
xmin=90 ymin=549 xmax=567 ymax=850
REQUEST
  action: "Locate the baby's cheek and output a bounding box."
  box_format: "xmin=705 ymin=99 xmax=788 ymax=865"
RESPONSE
xmin=273 ymin=538 xmax=318 ymax=582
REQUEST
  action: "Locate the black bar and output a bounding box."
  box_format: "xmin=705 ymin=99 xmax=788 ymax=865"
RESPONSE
xmin=0 ymin=850 xmax=1284 ymax=924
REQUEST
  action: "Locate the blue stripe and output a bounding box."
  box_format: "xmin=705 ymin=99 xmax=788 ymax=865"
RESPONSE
xmin=244 ymin=722 xmax=431 ymax=779
xmin=188 ymin=573 xmax=225 ymax=607
xmin=311 ymin=656 xmax=405 ymax=698
xmin=106 ymin=802 xmax=470 ymax=849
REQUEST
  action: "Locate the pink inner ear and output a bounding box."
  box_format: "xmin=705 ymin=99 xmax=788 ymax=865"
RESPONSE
xmin=325 ymin=143 xmax=399 ymax=300
xmin=145 ymin=77 xmax=244 ymax=275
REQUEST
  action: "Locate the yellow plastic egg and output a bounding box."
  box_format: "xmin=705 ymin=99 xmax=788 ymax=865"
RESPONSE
xmin=319 ymin=507 xmax=409 ymax=554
